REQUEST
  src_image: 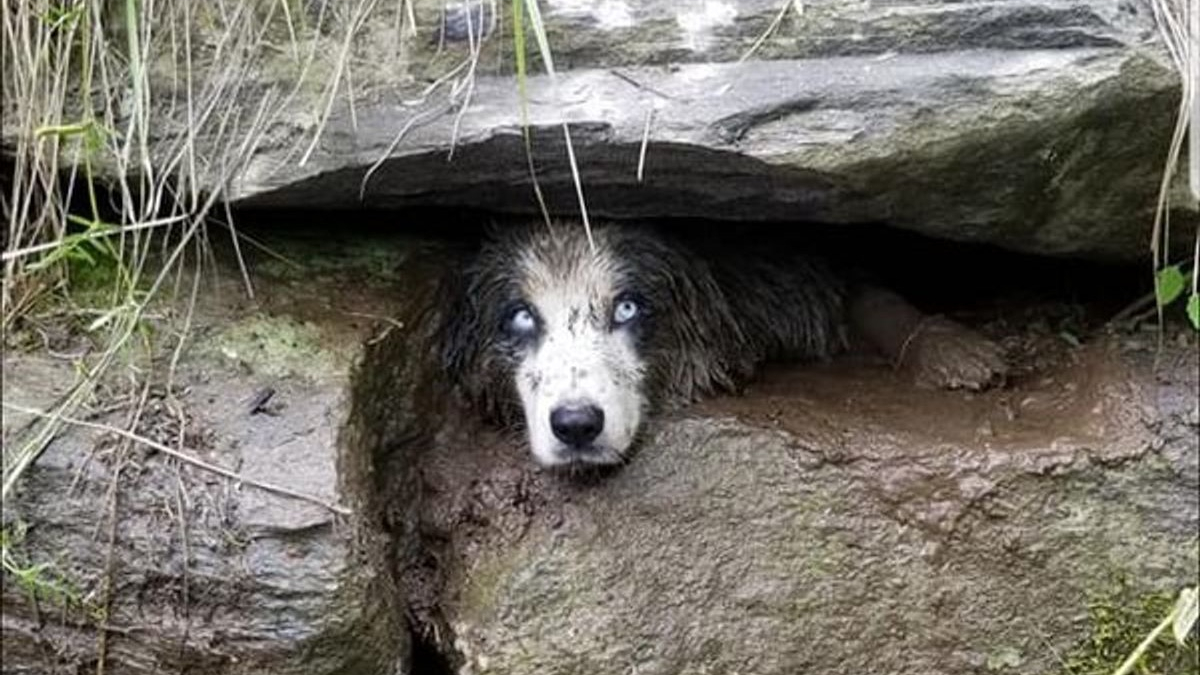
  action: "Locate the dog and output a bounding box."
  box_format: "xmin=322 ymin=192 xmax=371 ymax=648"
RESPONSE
xmin=440 ymin=221 xmax=1006 ymax=468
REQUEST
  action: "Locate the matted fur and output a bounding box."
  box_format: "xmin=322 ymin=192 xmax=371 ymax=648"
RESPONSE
xmin=440 ymin=221 xmax=848 ymax=466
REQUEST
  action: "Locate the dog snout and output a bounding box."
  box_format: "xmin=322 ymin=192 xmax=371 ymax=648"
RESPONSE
xmin=550 ymin=403 xmax=605 ymax=448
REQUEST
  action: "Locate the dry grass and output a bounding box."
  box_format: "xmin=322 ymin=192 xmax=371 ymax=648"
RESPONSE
xmin=3 ymin=0 xmax=388 ymax=500
xmin=1149 ymin=0 xmax=1199 ymax=304
xmin=0 ymin=0 xmax=595 ymax=506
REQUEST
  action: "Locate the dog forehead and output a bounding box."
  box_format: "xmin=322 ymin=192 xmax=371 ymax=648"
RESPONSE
xmin=517 ymin=232 xmax=619 ymax=313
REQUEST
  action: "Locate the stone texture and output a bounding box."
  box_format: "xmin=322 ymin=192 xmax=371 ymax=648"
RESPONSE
xmin=400 ymin=326 xmax=1199 ymax=675
xmin=220 ymin=0 xmax=1189 ymax=261
xmin=8 ymin=1 xmax=1189 ymax=259
xmin=4 ymin=231 xmax=1197 ymax=675
xmin=0 ymin=235 xmax=418 ymax=675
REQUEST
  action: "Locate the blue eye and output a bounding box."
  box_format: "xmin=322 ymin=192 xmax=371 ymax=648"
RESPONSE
xmin=507 ymin=305 xmax=538 ymax=336
xmin=612 ymin=298 xmax=640 ymax=325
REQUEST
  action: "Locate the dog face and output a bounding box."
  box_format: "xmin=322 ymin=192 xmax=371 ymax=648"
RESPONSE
xmin=507 ymin=233 xmax=648 ymax=466
xmin=444 ymin=223 xmax=742 ymax=468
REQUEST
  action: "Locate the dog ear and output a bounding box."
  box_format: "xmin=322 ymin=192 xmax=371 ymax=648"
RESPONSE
xmin=438 ymin=263 xmax=480 ymax=384
xmin=436 ymin=240 xmax=522 ymax=423
xmin=611 ymin=228 xmax=754 ymax=406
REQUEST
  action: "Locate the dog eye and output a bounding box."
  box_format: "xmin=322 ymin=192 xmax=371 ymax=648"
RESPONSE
xmin=506 ymin=305 xmax=538 ymax=336
xmin=612 ymin=298 xmax=640 ymax=326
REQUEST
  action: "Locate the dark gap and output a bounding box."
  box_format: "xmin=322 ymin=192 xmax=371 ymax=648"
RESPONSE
xmin=229 ymin=205 xmax=1150 ymax=329
xmin=408 ymin=620 xmax=455 ymax=675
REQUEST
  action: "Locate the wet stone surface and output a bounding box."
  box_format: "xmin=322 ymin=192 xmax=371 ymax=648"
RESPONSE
xmin=5 ymin=1 xmax=1192 ymax=261
xmin=3 ymin=231 xmax=1197 ymax=675
xmin=392 ymin=282 xmax=1199 ymax=675
xmin=1 ymin=234 xmax=419 ymax=675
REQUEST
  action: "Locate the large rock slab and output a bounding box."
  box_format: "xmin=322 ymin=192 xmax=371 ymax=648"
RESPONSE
xmin=403 ymin=328 xmax=1199 ymax=674
xmin=243 ymin=46 xmax=1187 ymax=262
xmin=131 ymin=0 xmax=1193 ymax=260
xmin=7 ymin=1 xmax=1189 ymax=259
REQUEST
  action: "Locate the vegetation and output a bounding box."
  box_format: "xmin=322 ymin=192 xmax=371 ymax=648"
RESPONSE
xmin=1055 ymin=576 xmax=1198 ymax=675
xmin=1 ymin=523 xmax=102 ymax=621
xmin=1149 ymin=0 xmax=1200 ymax=331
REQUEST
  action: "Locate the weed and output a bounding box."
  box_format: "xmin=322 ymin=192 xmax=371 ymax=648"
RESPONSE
xmin=1148 ymin=0 xmax=1199 ymax=333
xmin=0 ymin=523 xmax=102 ymax=622
xmin=1053 ymin=575 xmax=1199 ymax=675
xmin=1153 ymin=263 xmax=1199 ymax=330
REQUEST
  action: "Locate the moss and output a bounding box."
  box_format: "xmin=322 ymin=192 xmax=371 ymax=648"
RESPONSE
xmin=1051 ymin=575 xmax=1199 ymax=675
xmin=211 ymin=314 xmax=343 ymax=381
xmin=458 ymin=546 xmax=528 ymax=626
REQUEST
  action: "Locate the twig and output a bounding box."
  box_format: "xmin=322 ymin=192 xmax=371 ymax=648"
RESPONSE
xmin=637 ymin=106 xmax=655 ymax=183
xmin=359 ymin=101 xmax=454 ymax=200
xmin=739 ymin=0 xmax=797 ymax=64
xmin=608 ymin=69 xmax=679 ymax=101
xmin=1109 ymin=290 xmax=1158 ymax=327
xmin=1 ymin=215 xmax=189 ymax=262
xmin=447 ymin=0 xmax=485 ymax=161
xmin=299 ymin=0 xmax=380 ymax=166
xmin=561 ymin=122 xmax=594 ymax=250
xmin=1110 ymin=601 xmax=1181 ymax=675
xmin=96 ymin=378 xmax=149 ymax=675
xmin=342 ymin=310 xmax=405 ymax=330
xmin=2 ymin=403 xmax=350 ymax=515
xmin=95 ymin=451 xmax=122 ymax=675
xmin=171 ymin=460 xmax=193 ymax=670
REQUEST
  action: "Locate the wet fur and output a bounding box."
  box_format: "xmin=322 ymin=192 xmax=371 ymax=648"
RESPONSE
xmin=440 ymin=221 xmax=849 ymax=427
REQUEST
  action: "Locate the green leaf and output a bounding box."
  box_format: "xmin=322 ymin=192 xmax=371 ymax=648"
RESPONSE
xmin=82 ymin=236 xmax=117 ymax=260
xmin=1176 ymin=587 xmax=1199 ymax=645
xmin=1187 ymin=293 xmax=1200 ymax=331
xmin=65 ymin=213 xmax=97 ymax=228
xmin=1155 ymin=265 xmax=1186 ymax=308
xmin=65 ymin=246 xmax=96 ymax=266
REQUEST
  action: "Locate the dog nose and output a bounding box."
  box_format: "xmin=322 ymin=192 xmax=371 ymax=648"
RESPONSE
xmin=550 ymin=404 xmax=604 ymax=448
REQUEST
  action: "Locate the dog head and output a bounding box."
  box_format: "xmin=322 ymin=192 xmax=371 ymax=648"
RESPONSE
xmin=442 ymin=222 xmax=743 ymax=468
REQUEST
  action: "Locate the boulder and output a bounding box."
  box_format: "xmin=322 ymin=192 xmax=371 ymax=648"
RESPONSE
xmin=4 ymin=231 xmax=1197 ymax=674
xmin=408 ymin=331 xmax=1199 ymax=675
xmin=8 ymin=2 xmax=1189 ymax=259
xmin=208 ymin=1 xmax=1189 ymax=259
xmin=0 ymin=234 xmax=423 ymax=674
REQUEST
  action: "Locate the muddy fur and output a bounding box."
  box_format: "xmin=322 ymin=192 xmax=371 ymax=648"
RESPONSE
xmin=439 ymin=220 xmax=862 ymax=464
xmin=441 ymin=223 xmax=850 ymax=406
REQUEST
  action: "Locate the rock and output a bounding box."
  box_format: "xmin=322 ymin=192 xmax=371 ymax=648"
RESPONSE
xmin=0 ymin=235 xmax=424 ymax=674
xmin=53 ymin=0 xmax=1184 ymax=260
xmin=403 ymin=334 xmax=1199 ymax=675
